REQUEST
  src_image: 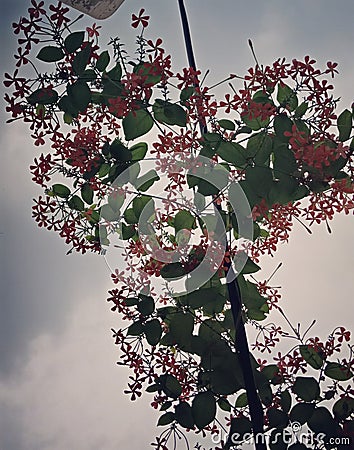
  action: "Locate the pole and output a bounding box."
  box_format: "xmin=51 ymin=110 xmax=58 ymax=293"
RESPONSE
xmin=177 ymin=2 xmax=266 ymax=449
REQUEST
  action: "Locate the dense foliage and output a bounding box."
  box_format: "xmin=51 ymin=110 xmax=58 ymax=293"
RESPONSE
xmin=5 ymin=1 xmax=354 ymax=448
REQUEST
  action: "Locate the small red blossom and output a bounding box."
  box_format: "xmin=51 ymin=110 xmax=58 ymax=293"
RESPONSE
xmin=131 ymin=8 xmax=150 ymax=29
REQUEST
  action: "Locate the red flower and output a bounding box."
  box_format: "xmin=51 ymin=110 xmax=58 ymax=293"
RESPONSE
xmin=131 ymin=8 xmax=150 ymax=29
xmin=86 ymin=23 xmax=101 ymax=38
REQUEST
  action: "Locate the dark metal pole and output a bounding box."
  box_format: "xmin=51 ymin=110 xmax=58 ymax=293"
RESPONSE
xmin=177 ymin=3 xmax=266 ymax=449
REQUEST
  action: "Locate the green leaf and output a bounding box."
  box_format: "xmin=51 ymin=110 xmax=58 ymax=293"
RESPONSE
xmin=67 ymin=195 xmax=84 ymax=211
xmin=228 ymin=417 xmax=252 ymax=443
xmin=37 ymin=46 xmax=64 ymax=63
xmin=299 ymin=345 xmax=324 ymax=370
xmin=144 ymin=319 xmax=162 ymax=346
xmin=72 ymin=43 xmax=92 ymax=75
xmin=274 ymin=114 xmax=293 ymax=142
xmin=159 ymin=374 xmax=182 ymax=399
xmin=324 ymin=362 xmax=353 ymax=381
xmin=246 ymin=133 xmax=273 ymax=166
xmin=241 ymin=258 xmax=261 ymax=274
xmin=293 ymin=377 xmax=320 ymax=402
xmin=123 ymin=208 xmax=138 ymax=224
xmin=52 ymin=184 xmax=71 ymax=198
xmin=333 ymin=397 xmax=354 ymax=420
xmin=108 ymin=192 xmax=124 ymax=212
xmin=180 ymin=87 xmax=195 ymax=103
xmin=269 ymin=429 xmax=288 ymax=450
xmin=307 ymin=407 xmax=338 ymax=435
xmin=267 ymin=407 xmax=289 ymax=429
xmin=175 ymin=402 xmax=194 ymax=429
xmin=217 ymin=397 xmax=231 ymax=412
xmin=127 ymin=320 xmax=144 ymax=336
xmin=290 ymin=403 xmax=315 ymax=424
xmin=81 ymin=183 xmax=94 ymax=204
xmin=218 ymin=119 xmax=235 ymax=131
xmin=153 ymin=99 xmax=187 ymax=127
xmin=277 ymin=82 xmax=298 ymax=111
xmin=160 ymin=262 xmax=186 ymax=279
xmin=337 ymin=109 xmax=352 ymax=142
xmin=145 ymin=383 xmax=159 ymax=393
xmin=67 ymin=81 xmax=91 ymax=111
xmin=134 ymin=170 xmax=160 ymax=192
xmin=28 ymin=88 xmax=58 ymax=105
xmin=174 ymin=210 xmax=195 ymax=233
xmin=132 ymin=195 xmax=153 ymax=220
xmin=123 ymin=109 xmax=154 ymax=140
xmin=64 ymin=31 xmax=84 ymax=53
xmin=294 ymin=102 xmax=308 ymax=118
xmin=137 ymin=294 xmax=154 ymax=316
xmin=120 ymin=223 xmax=136 ymax=240
xmin=235 ymin=392 xmax=248 ymax=407
xmin=280 ymin=390 xmax=292 ymax=413
xmin=96 ymin=50 xmax=110 ymax=72
xmin=192 ymin=391 xmax=216 ymax=429
xmin=216 ymin=141 xmax=247 ymax=167
xmin=162 ymin=311 xmax=194 ymax=348
xmin=157 ymin=412 xmax=175 ymax=426
xmin=130 ymin=142 xmax=148 ymax=161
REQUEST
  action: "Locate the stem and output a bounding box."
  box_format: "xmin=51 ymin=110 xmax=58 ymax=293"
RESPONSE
xmin=177 ymin=2 xmax=266 ymax=448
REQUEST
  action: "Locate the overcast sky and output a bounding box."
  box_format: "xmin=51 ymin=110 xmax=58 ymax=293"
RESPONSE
xmin=0 ymin=1 xmax=354 ymax=449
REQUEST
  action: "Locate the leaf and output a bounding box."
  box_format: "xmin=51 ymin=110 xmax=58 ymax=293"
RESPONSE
xmin=294 ymin=102 xmax=308 ymax=118
xmin=28 ymin=88 xmax=58 ymax=105
xmin=175 ymin=402 xmax=194 ymax=429
xmin=307 ymin=407 xmax=338 ymax=435
xmin=132 ymin=195 xmax=153 ymax=220
xmin=159 ymin=374 xmax=182 ymax=399
xmin=153 ymin=99 xmax=187 ymax=127
xmin=246 ymin=133 xmax=273 ymax=166
xmin=235 ymin=392 xmax=248 ymax=407
xmin=127 ymin=320 xmax=144 ymax=336
xmin=67 ymin=81 xmax=91 ymax=111
xmin=192 ymin=391 xmax=216 ymax=429
xmin=67 ymin=195 xmax=84 ymax=211
xmin=134 ymin=169 xmax=160 ymax=192
xmin=52 ymin=183 xmax=71 ymax=198
xmin=337 ymin=109 xmax=352 ymax=142
xmin=81 ymin=183 xmax=94 ymax=204
xmin=37 ymin=46 xmax=64 ymax=63
xmin=96 ymin=50 xmax=110 ymax=72
xmin=120 ymin=223 xmax=136 ymax=240
xmin=157 ymin=412 xmax=175 ymax=426
xmin=144 ymin=319 xmax=162 ymax=346
xmin=333 ymin=397 xmax=354 ymax=420
xmin=218 ymin=119 xmax=235 ymax=131
xmin=130 ymin=142 xmax=148 ymax=161
xmin=160 ymin=262 xmax=186 ymax=279
xmin=267 ymin=407 xmax=289 ymax=429
xmin=216 ymin=141 xmax=247 ymax=167
xmin=137 ymin=294 xmax=154 ymax=316
xmin=64 ymin=31 xmax=84 ymax=53
xmin=174 ymin=210 xmax=195 ymax=233
xmin=72 ymin=43 xmax=92 ymax=75
xmin=277 ymin=82 xmax=298 ymax=111
xmin=289 ymin=403 xmax=316 ymax=424
xmin=217 ymin=398 xmax=231 ymax=412
xmin=274 ymin=114 xmax=293 ymax=142
xmin=180 ymin=87 xmax=195 ymax=103
xmin=324 ymin=362 xmax=353 ymax=381
xmin=293 ymin=377 xmax=320 ymax=402
xmin=241 ymin=258 xmax=261 ymax=274
xmin=123 ymin=109 xmax=154 ymax=140
xmin=299 ymin=345 xmax=324 ymax=370
xmin=280 ymin=390 xmax=292 ymax=414
xmin=108 ymin=191 xmax=124 ymax=212
xmin=123 ymin=208 xmax=138 ymax=224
